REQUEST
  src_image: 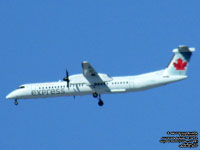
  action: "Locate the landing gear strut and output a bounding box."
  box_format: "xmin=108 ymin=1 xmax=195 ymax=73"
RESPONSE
xmin=93 ymin=92 xmax=104 ymax=106
xmin=14 ymin=99 xmax=18 ymax=106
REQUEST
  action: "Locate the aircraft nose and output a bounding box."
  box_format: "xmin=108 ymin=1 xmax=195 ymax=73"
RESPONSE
xmin=6 ymin=91 xmax=17 ymax=99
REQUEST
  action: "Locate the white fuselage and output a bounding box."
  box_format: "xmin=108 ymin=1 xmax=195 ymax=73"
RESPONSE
xmin=6 ymin=70 xmax=187 ymax=100
xmin=6 ymin=45 xmax=195 ymax=106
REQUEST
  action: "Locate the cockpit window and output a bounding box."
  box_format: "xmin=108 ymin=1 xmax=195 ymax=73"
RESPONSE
xmin=18 ymin=86 xmax=25 ymax=89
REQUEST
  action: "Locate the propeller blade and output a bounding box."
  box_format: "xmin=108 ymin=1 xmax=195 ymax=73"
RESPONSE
xmin=66 ymin=70 xmax=69 ymax=78
xmin=63 ymin=69 xmax=70 ymax=88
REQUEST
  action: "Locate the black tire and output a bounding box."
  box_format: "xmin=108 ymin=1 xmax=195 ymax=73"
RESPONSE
xmin=14 ymin=102 xmax=18 ymax=105
xmin=98 ymin=100 xmax=104 ymax=106
xmin=93 ymin=92 xmax=98 ymax=98
xmin=14 ymin=100 xmax=18 ymax=106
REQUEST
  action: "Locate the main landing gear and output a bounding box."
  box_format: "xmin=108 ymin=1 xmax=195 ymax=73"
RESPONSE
xmin=93 ymin=92 xmax=104 ymax=106
xmin=98 ymin=98 xmax=104 ymax=106
xmin=14 ymin=99 xmax=18 ymax=106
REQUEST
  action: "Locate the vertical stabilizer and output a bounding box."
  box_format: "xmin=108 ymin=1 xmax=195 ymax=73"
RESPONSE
xmin=163 ymin=45 xmax=195 ymax=77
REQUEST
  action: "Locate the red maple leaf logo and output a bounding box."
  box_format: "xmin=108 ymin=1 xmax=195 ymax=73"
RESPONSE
xmin=173 ymin=58 xmax=187 ymax=70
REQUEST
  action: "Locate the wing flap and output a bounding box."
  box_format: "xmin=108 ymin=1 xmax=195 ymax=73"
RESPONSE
xmin=110 ymin=89 xmax=126 ymax=93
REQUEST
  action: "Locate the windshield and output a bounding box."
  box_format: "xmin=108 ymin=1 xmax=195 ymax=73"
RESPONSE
xmin=18 ymin=86 xmax=25 ymax=89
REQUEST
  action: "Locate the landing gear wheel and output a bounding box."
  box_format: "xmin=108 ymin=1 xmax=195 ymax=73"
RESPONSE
xmin=98 ymin=100 xmax=104 ymax=106
xmin=14 ymin=99 xmax=18 ymax=106
xmin=93 ymin=92 xmax=98 ymax=98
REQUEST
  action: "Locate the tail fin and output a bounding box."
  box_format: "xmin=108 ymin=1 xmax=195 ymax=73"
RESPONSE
xmin=163 ymin=45 xmax=195 ymax=77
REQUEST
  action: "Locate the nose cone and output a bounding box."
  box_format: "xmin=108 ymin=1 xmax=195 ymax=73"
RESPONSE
xmin=6 ymin=91 xmax=17 ymax=99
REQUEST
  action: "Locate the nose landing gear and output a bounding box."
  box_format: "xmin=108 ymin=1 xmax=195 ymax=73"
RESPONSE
xmin=14 ymin=99 xmax=18 ymax=106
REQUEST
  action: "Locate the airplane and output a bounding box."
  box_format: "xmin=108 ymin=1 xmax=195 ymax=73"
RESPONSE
xmin=6 ymin=45 xmax=195 ymax=106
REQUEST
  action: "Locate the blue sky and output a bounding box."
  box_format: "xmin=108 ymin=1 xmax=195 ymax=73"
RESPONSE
xmin=0 ymin=0 xmax=200 ymax=150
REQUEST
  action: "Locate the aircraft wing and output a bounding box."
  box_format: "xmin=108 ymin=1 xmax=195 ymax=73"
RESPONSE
xmin=82 ymin=61 xmax=98 ymax=77
xmin=81 ymin=61 xmax=112 ymax=84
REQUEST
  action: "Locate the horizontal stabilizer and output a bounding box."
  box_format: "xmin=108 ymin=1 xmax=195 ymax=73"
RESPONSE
xmin=173 ymin=45 xmax=195 ymax=53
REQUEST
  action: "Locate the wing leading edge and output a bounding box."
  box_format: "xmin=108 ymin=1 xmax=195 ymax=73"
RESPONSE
xmin=82 ymin=61 xmax=98 ymax=77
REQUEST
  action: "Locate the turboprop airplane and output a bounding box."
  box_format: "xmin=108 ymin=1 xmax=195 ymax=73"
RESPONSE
xmin=6 ymin=45 xmax=195 ymax=106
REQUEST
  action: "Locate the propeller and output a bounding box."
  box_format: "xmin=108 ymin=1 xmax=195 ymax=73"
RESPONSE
xmin=63 ymin=69 xmax=70 ymax=87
